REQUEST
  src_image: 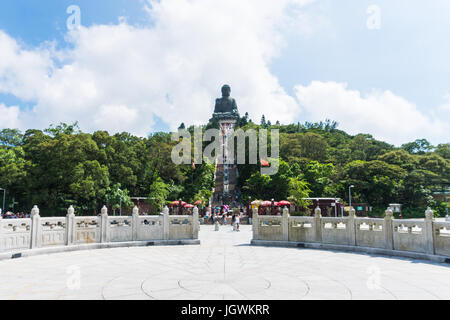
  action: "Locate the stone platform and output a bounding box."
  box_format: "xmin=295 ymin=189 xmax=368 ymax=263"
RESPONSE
xmin=0 ymin=225 xmax=449 ymax=300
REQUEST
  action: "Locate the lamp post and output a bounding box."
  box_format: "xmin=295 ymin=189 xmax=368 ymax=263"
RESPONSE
xmin=0 ymin=188 xmax=5 ymax=215
xmin=248 ymin=196 xmax=252 ymax=224
xmin=349 ymin=185 xmax=354 ymax=209
xmin=118 ymin=188 xmax=122 ymax=216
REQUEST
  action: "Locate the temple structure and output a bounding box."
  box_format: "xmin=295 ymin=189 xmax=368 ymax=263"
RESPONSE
xmin=210 ymin=85 xmax=241 ymax=208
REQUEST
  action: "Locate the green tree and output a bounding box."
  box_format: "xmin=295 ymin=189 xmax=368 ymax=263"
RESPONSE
xmin=260 ymin=115 xmax=266 ymax=128
xmin=342 ymin=160 xmax=407 ymax=207
xmin=401 ymin=139 xmax=433 ymax=154
xmin=105 ymin=183 xmax=133 ymax=215
xmin=434 ymin=143 xmax=450 ymax=159
xmin=288 ymin=177 xmax=311 ymax=212
xmin=147 ymin=176 xmax=170 ymax=214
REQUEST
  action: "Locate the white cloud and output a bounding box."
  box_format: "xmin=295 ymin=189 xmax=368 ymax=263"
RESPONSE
xmin=294 ymin=81 xmax=450 ymax=146
xmin=0 ymin=0 xmax=316 ymax=135
xmin=440 ymin=94 xmax=450 ymax=112
xmin=0 ymin=104 xmax=20 ymax=128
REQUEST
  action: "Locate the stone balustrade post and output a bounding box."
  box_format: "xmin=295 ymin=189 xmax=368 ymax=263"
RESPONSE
xmin=384 ymin=208 xmax=394 ymax=250
xmin=193 ymin=207 xmax=199 ymax=239
xmin=314 ymin=206 xmax=322 ymax=243
xmin=100 ymin=206 xmax=109 ymax=243
xmin=424 ymin=207 xmax=435 ymax=255
xmin=30 ymin=205 xmax=41 ymax=249
xmin=282 ymin=207 xmax=289 ymax=241
xmin=252 ymin=208 xmax=259 ymax=240
xmin=348 ymin=207 xmax=356 ymax=246
xmin=163 ymin=206 xmax=169 ymax=240
xmin=132 ymin=206 xmax=139 ymax=241
xmin=66 ymin=205 xmax=75 ymax=245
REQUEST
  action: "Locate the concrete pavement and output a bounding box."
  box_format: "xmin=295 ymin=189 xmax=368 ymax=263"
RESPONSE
xmin=0 ymin=224 xmax=449 ymax=300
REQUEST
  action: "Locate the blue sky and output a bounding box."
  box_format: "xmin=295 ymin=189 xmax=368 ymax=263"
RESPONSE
xmin=276 ymin=0 xmax=450 ymax=110
xmin=0 ymin=0 xmax=448 ymax=145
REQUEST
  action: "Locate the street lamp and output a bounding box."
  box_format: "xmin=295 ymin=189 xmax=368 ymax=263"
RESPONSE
xmin=248 ymin=196 xmax=252 ymax=223
xmin=118 ymin=188 xmax=122 ymax=216
xmin=0 ymin=188 xmax=5 ymax=215
xmin=349 ymin=185 xmax=354 ymax=209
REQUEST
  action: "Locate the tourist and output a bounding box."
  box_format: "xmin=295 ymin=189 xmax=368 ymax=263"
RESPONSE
xmin=231 ymin=213 xmax=236 ymax=231
xmin=235 ymin=213 xmax=240 ymax=232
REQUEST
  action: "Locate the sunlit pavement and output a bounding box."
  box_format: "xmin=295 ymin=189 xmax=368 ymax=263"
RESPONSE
xmin=0 ymin=224 xmax=449 ymax=300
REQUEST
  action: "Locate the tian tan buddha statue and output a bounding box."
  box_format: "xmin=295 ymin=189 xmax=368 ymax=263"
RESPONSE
xmin=213 ymin=85 xmax=239 ymax=119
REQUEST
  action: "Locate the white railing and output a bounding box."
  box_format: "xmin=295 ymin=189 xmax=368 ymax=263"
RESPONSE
xmin=0 ymin=205 xmax=199 ymax=253
xmin=252 ymin=207 xmax=450 ymax=258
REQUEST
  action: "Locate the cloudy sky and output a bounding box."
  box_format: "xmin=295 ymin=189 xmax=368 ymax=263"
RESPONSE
xmin=0 ymin=0 xmax=449 ymax=146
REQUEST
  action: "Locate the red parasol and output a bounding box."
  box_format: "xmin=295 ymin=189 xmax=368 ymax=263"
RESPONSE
xmin=277 ymin=200 xmax=291 ymax=207
xmin=194 ymin=200 xmax=204 ymax=205
xmin=171 ymin=200 xmax=186 ymax=206
xmin=261 ymin=201 xmax=273 ymax=207
xmin=260 ymin=158 xmax=270 ymax=167
xmin=184 ymin=204 xmax=195 ymax=208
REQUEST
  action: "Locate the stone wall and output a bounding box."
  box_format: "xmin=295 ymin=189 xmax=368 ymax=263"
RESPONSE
xmin=0 ymin=205 xmax=199 ymax=253
xmin=252 ymin=207 xmax=450 ymax=258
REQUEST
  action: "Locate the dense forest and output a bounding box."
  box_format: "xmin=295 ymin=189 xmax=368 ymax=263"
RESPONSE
xmin=0 ymin=115 xmax=449 ymax=218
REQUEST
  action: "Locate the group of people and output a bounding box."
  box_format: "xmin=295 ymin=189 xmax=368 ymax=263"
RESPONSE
xmin=0 ymin=211 xmax=29 ymax=219
xmin=205 ymin=207 xmax=242 ymax=231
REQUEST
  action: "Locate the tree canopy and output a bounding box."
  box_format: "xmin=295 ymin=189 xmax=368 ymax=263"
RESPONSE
xmin=0 ymin=119 xmax=448 ymax=217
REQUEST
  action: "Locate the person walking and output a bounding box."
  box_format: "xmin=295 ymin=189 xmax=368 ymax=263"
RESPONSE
xmin=235 ymin=213 xmax=240 ymax=232
xmin=222 ymin=212 xmax=227 ymax=225
xmin=231 ymin=213 xmax=236 ymax=231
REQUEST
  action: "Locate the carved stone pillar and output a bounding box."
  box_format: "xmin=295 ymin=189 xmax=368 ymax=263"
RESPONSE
xmin=384 ymin=208 xmax=394 ymax=250
xmin=163 ymin=206 xmax=169 ymax=240
xmin=100 ymin=206 xmax=108 ymax=243
xmin=348 ymin=207 xmax=356 ymax=246
xmin=66 ymin=205 xmax=75 ymax=245
xmin=132 ymin=206 xmax=139 ymax=241
xmin=314 ymin=206 xmax=322 ymax=243
xmin=252 ymin=207 xmax=259 ymax=240
xmin=30 ymin=205 xmax=41 ymax=249
xmin=424 ymin=207 xmax=435 ymax=255
xmin=193 ymin=207 xmax=199 ymax=239
xmin=282 ymin=207 xmax=289 ymax=241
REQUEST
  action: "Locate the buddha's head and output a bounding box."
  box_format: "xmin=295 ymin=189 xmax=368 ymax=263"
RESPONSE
xmin=221 ymin=85 xmax=231 ymax=98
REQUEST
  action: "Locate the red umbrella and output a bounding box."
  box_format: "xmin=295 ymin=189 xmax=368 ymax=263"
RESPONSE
xmin=261 ymin=201 xmax=273 ymax=207
xmin=261 ymin=158 xmax=270 ymax=167
xmin=171 ymin=200 xmax=186 ymax=206
xmin=194 ymin=200 xmax=204 ymax=205
xmin=277 ymin=200 xmax=291 ymax=207
xmin=184 ymin=204 xmax=195 ymax=208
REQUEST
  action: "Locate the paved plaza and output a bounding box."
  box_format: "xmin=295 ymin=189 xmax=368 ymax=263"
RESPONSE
xmin=0 ymin=224 xmax=449 ymax=300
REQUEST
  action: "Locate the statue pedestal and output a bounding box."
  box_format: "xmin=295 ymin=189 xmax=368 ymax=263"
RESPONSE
xmin=212 ymin=117 xmax=239 ymax=208
xmin=211 ymin=112 xmax=239 ymax=122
